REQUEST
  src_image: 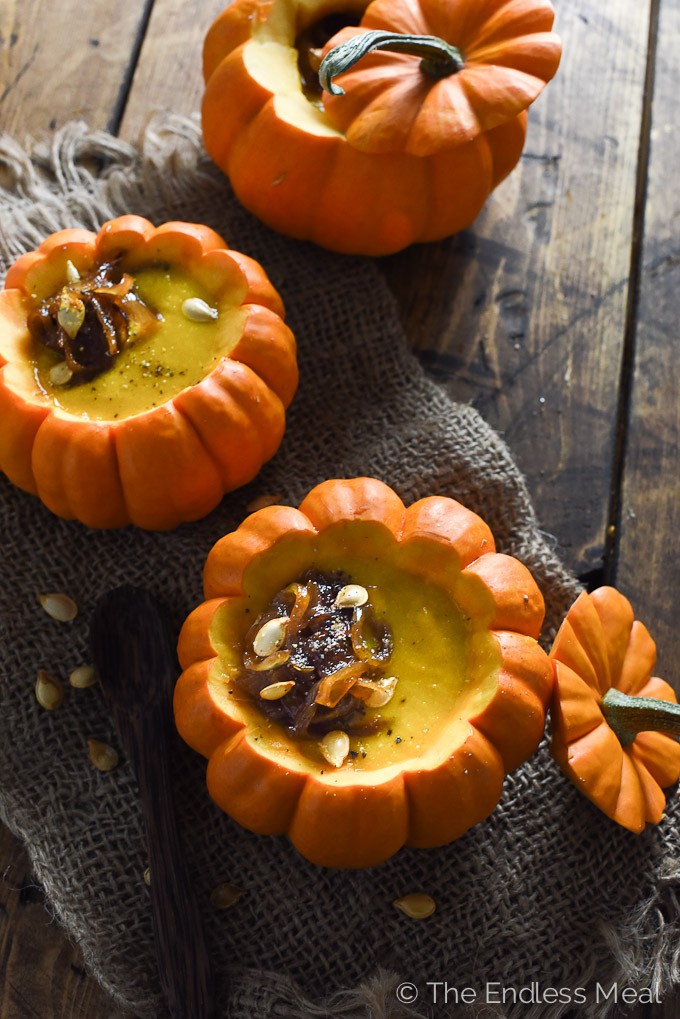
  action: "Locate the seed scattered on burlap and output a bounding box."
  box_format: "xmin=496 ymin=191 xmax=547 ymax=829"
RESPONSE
xmin=69 ymin=665 xmax=97 ymax=688
xmin=393 ymin=893 xmax=436 ymax=919
xmin=88 ymin=739 xmax=119 ymax=772
xmin=37 ymin=592 xmax=78 ymax=622
xmin=210 ymin=883 xmax=246 ymax=910
xmin=245 ymin=493 xmax=283 ymax=512
xmin=35 ymin=670 xmax=64 ymax=710
xmin=143 ymin=867 xmax=151 ymax=886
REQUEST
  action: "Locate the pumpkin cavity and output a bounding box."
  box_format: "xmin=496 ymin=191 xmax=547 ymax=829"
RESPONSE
xmin=237 ymin=568 xmax=394 ymax=739
xmin=295 ymin=10 xmax=362 ymax=104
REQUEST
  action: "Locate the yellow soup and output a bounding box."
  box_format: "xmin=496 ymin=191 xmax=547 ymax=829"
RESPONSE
xmin=27 ymin=265 xmax=244 ymax=420
xmin=208 ymin=523 xmax=501 ymax=777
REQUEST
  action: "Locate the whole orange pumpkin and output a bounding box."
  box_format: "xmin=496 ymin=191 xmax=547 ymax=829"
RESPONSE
xmin=202 ymin=0 xmax=561 ymax=255
xmin=174 ymin=477 xmax=553 ymax=868
xmin=0 ymin=216 xmax=297 ymax=529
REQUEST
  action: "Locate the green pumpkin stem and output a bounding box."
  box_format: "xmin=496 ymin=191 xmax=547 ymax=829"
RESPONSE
xmin=318 ymin=30 xmax=464 ymax=96
xmin=601 ymin=688 xmax=680 ymax=747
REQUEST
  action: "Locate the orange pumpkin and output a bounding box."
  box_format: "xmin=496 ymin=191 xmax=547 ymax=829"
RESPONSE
xmin=201 ymin=0 xmax=561 ymax=255
xmin=174 ymin=477 xmax=553 ymax=868
xmin=0 ymin=216 xmax=297 ymax=530
xmin=550 ymin=587 xmax=680 ymax=833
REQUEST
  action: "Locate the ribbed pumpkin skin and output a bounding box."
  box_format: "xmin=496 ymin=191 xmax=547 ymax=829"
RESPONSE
xmin=0 ymin=216 xmax=298 ymax=530
xmin=201 ymin=0 xmax=561 ymax=255
xmin=174 ymin=477 xmax=554 ymax=868
xmin=550 ymin=587 xmax=680 ymax=833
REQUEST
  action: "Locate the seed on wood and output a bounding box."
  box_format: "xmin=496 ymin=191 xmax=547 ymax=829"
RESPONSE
xmin=87 ymin=738 xmax=119 ymax=772
xmin=49 ymin=362 xmax=73 ymax=386
xmin=35 ymin=670 xmax=64 ymax=710
xmin=210 ymin=882 xmax=246 ymax=909
xmin=393 ymin=893 xmax=436 ymax=919
xmin=319 ymin=729 xmax=350 ymax=768
xmin=69 ymin=665 xmax=97 ymax=688
xmin=37 ymin=592 xmax=78 ymax=622
xmin=182 ymin=297 xmax=218 ymax=322
xmin=334 ymin=584 xmax=369 ymax=609
xmin=252 ymin=616 xmax=289 ymax=657
xmin=259 ymin=680 xmax=296 ymax=700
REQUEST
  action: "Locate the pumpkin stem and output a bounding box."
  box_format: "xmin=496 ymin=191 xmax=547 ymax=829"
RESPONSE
xmin=601 ymin=688 xmax=680 ymax=747
xmin=319 ymin=30 xmax=464 ymax=96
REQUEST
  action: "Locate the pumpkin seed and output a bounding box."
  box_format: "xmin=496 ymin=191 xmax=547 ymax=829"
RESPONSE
xmin=245 ymin=493 xmax=283 ymax=512
xmin=35 ymin=670 xmax=64 ymax=710
xmin=356 ymin=676 xmax=398 ymax=708
xmin=49 ymin=361 xmax=73 ymax=386
xmin=182 ymin=297 xmax=218 ymax=322
xmin=87 ymin=738 xmax=119 ymax=772
xmin=318 ymin=729 xmax=350 ymax=768
xmin=57 ymin=291 xmax=86 ymax=339
xmin=143 ymin=867 xmax=151 ymax=886
xmin=334 ymin=584 xmax=369 ymax=609
xmin=252 ymin=616 xmax=289 ymax=657
xmin=37 ymin=592 xmax=78 ymax=622
xmin=65 ymin=260 xmax=80 ymax=283
xmin=210 ymin=882 xmax=246 ymax=909
xmin=393 ymin=893 xmax=436 ymax=919
xmin=69 ymin=665 xmax=97 ymax=689
xmin=259 ymin=680 xmax=296 ymax=700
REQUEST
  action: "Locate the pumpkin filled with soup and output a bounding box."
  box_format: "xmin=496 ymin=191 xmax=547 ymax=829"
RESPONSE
xmin=174 ymin=477 xmax=553 ymax=868
xmin=0 ymin=216 xmax=297 ymax=529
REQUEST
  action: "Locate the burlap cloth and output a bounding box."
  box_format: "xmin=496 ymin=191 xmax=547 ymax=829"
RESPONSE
xmin=1 ymin=119 xmax=679 ymax=1019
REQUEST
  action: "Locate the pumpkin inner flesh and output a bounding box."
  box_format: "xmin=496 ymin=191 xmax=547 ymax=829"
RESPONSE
xmin=208 ymin=522 xmax=501 ymax=779
xmin=22 ymin=265 xmax=246 ymax=421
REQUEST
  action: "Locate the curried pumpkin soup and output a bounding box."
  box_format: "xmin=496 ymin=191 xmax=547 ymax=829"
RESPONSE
xmin=207 ymin=524 xmax=501 ymax=777
xmin=26 ymin=264 xmax=244 ymax=421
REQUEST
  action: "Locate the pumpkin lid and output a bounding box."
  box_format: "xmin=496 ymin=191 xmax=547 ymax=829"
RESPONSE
xmin=319 ymin=0 xmax=562 ymax=156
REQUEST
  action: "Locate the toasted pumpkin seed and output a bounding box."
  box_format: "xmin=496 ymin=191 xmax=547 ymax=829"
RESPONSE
xmin=393 ymin=893 xmax=436 ymax=919
xmin=252 ymin=616 xmax=289 ymax=657
xmin=87 ymin=738 xmax=119 ymax=772
xmin=69 ymin=665 xmax=97 ymax=689
xmin=319 ymin=729 xmax=350 ymax=768
xmin=65 ymin=260 xmax=80 ymax=283
xmin=182 ymin=297 xmax=218 ymax=322
xmin=356 ymin=676 xmax=398 ymax=708
xmin=210 ymin=882 xmax=246 ymax=909
xmin=334 ymin=584 xmax=369 ymax=609
xmin=259 ymin=680 xmax=296 ymax=700
xmin=49 ymin=361 xmax=73 ymax=386
xmin=37 ymin=592 xmax=78 ymax=622
xmin=57 ymin=291 xmax=86 ymax=339
xmin=35 ymin=670 xmax=64 ymax=710
xmin=143 ymin=867 xmax=151 ymax=886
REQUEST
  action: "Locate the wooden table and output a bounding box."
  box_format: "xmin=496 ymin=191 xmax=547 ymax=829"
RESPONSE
xmin=0 ymin=0 xmax=678 ymax=1016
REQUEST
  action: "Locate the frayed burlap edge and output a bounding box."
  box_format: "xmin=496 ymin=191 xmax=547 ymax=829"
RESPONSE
xmin=0 ymin=118 xmax=679 ymax=1019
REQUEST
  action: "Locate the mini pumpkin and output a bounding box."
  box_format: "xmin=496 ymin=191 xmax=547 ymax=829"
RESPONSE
xmin=174 ymin=477 xmax=553 ymax=868
xmin=550 ymin=586 xmax=680 ymax=832
xmin=0 ymin=216 xmax=297 ymax=529
xmin=201 ymin=0 xmax=561 ymax=255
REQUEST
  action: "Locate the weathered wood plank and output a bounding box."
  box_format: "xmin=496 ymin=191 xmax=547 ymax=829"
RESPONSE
xmin=0 ymin=0 xmax=152 ymax=138
xmin=616 ymin=0 xmax=680 ymax=674
xmin=383 ymin=0 xmax=652 ymax=584
xmin=118 ymin=0 xmax=226 ymax=143
xmin=0 ymin=824 xmax=133 ymax=1019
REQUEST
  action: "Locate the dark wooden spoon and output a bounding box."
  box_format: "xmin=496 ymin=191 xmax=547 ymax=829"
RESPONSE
xmin=89 ymin=584 xmax=215 ymax=1019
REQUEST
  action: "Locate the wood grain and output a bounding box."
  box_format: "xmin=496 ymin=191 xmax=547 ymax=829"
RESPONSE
xmin=0 ymin=0 xmax=153 ymax=139
xmin=383 ymin=0 xmax=652 ymax=584
xmin=118 ymin=0 xmax=226 ymax=143
xmin=616 ymin=0 xmax=680 ymax=674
